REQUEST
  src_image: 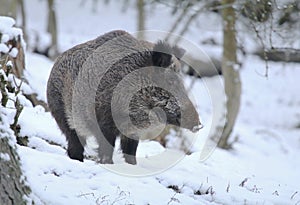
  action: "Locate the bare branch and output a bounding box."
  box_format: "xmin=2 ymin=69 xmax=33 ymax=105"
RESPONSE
xmin=249 ymin=20 xmax=269 ymax=78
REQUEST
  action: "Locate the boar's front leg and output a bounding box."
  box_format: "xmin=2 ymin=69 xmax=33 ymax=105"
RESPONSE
xmin=121 ymin=135 xmax=139 ymax=165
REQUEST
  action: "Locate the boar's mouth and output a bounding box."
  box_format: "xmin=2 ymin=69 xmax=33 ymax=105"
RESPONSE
xmin=175 ymin=118 xmax=203 ymax=133
xmin=191 ymin=123 xmax=203 ymax=133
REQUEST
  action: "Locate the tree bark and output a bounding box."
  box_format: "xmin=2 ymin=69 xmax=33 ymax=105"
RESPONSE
xmin=136 ymin=0 xmax=145 ymax=39
xmin=18 ymin=0 xmax=27 ymax=42
xmin=218 ymin=0 xmax=241 ymax=149
xmin=0 ymin=18 xmax=33 ymax=205
xmin=47 ymin=0 xmax=58 ymax=59
xmin=0 ymin=0 xmax=17 ymax=18
xmin=8 ymin=36 xmax=25 ymax=79
xmin=1 ymin=32 xmax=49 ymax=110
xmin=0 ymin=133 xmax=31 ymax=205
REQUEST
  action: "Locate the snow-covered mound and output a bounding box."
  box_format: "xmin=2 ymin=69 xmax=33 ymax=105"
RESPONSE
xmin=14 ymin=51 xmax=299 ymax=205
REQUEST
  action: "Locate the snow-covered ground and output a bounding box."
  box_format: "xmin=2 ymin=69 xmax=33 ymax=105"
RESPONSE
xmin=17 ymin=53 xmax=300 ymax=205
xmin=1 ymin=0 xmax=300 ymax=204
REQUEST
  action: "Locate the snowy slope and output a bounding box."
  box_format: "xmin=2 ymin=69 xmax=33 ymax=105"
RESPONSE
xmin=2 ymin=0 xmax=299 ymax=204
xmin=17 ymin=52 xmax=300 ymax=205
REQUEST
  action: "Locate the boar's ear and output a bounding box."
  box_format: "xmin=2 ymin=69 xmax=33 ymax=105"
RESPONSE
xmin=152 ymin=41 xmax=172 ymax=68
xmin=172 ymin=45 xmax=186 ymax=60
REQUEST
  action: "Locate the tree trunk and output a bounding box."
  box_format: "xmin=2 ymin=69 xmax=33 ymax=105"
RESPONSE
xmin=0 ymin=19 xmax=32 ymax=204
xmin=0 ymin=131 xmax=31 ymax=205
xmin=0 ymin=0 xmax=17 ymax=18
xmin=47 ymin=0 xmax=58 ymax=59
xmin=18 ymin=0 xmax=27 ymax=42
xmin=7 ymin=35 xmax=25 ymax=79
xmin=136 ymin=0 xmax=145 ymax=39
xmin=218 ymin=0 xmax=241 ymax=149
xmin=1 ymin=32 xmax=49 ymax=110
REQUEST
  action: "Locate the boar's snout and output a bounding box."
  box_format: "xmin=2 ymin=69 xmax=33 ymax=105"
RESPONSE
xmin=180 ymin=99 xmax=203 ymax=133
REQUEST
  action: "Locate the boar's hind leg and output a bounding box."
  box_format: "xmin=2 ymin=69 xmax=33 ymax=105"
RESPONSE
xmin=97 ymin=128 xmax=116 ymax=164
xmin=121 ymin=135 xmax=138 ymax=165
xmin=52 ymin=116 xmax=85 ymax=162
xmin=57 ymin=117 xmax=85 ymax=162
xmin=66 ymin=129 xmax=86 ymax=162
xmin=47 ymin=90 xmax=85 ymax=161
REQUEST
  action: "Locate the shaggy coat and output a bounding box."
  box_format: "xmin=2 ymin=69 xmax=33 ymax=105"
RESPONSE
xmin=47 ymin=30 xmax=201 ymax=164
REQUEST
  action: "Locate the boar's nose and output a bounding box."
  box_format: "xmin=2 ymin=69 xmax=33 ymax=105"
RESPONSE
xmin=192 ymin=123 xmax=203 ymax=133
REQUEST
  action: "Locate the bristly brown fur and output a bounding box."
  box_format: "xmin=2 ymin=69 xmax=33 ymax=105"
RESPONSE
xmin=47 ymin=30 xmax=199 ymax=165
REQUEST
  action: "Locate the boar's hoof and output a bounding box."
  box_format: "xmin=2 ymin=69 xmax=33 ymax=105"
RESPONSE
xmin=98 ymin=156 xmax=113 ymax=164
xmin=124 ymin=154 xmax=137 ymax=165
xmin=67 ymin=149 xmax=84 ymax=162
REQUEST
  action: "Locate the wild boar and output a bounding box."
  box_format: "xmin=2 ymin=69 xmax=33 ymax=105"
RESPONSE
xmin=47 ymin=30 xmax=202 ymax=165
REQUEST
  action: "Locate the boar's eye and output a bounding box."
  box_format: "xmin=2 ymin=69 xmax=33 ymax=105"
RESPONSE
xmin=170 ymin=62 xmax=176 ymax=70
xmin=168 ymin=56 xmax=180 ymax=72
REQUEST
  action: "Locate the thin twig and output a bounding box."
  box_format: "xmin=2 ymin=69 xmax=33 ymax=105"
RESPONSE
xmin=291 ymin=191 xmax=298 ymax=200
xmin=167 ymin=184 xmax=184 ymax=205
xmin=174 ymin=6 xmax=204 ymax=44
xmin=165 ymin=2 xmax=193 ymax=41
xmin=239 ymin=178 xmax=249 ymax=187
xmin=249 ymin=20 xmax=269 ymax=78
xmin=226 ymin=182 xmax=230 ymax=193
xmin=269 ymin=2 xmax=274 ymax=49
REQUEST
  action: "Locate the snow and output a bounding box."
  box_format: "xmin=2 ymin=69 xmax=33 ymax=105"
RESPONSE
xmin=23 ymin=52 xmax=53 ymax=101
xmin=0 ymin=153 xmax=10 ymax=161
xmin=9 ymin=47 xmax=19 ymax=58
xmin=0 ymin=16 xmax=16 ymax=31
xmin=1 ymin=1 xmax=300 ymax=204
xmin=0 ymin=43 xmax=9 ymax=53
xmin=6 ymin=60 xmax=13 ymax=67
xmin=1 ymin=34 xmax=10 ymax=43
xmin=18 ymin=105 xmax=67 ymax=147
xmin=0 ymin=16 xmax=25 ymax=50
